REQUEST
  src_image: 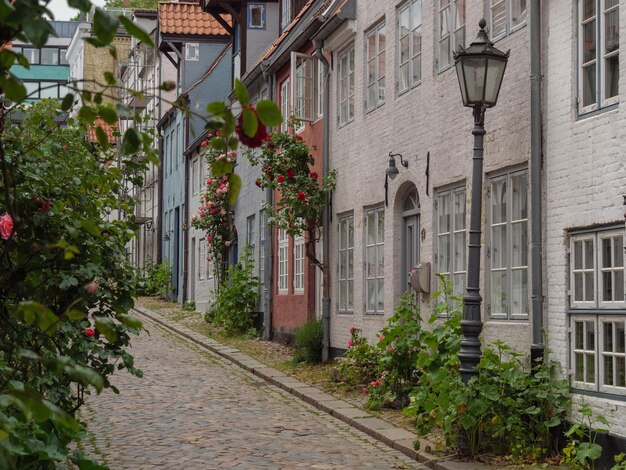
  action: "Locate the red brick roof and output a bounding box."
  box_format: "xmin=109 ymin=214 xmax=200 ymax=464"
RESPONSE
xmin=87 ymin=118 xmax=117 ymax=145
xmin=158 ymin=2 xmax=230 ymax=37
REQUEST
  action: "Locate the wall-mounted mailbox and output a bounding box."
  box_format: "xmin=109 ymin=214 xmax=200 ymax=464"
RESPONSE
xmin=409 ymin=262 xmax=430 ymax=294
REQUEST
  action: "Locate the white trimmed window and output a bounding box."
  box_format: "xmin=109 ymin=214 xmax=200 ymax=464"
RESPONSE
xmin=435 ymin=186 xmax=466 ymax=303
xmin=280 ymin=78 xmax=290 ymax=133
xmin=199 ymin=238 xmax=207 ymax=280
xmin=365 ymin=22 xmax=386 ymax=111
xmin=192 ymin=158 xmax=200 ymax=195
xmin=281 ymin=0 xmax=291 ymax=30
xmin=247 ymin=214 xmax=256 ymax=266
xmin=488 ymin=170 xmax=528 ymax=319
xmin=338 ymin=46 xmax=355 ymax=126
xmin=291 ymin=52 xmax=314 ymax=125
xmin=365 ymin=208 xmax=385 ymax=314
xmin=437 ymin=0 xmax=465 ymax=71
xmin=293 ymin=233 xmax=305 ymax=293
xmin=579 ymin=0 xmax=619 ymax=114
xmin=248 ymin=3 xmax=265 ymax=29
xmin=489 ymin=0 xmax=527 ymax=39
xmin=185 ymin=43 xmax=199 ymax=61
xmin=338 ymin=214 xmax=354 ymax=313
xmin=316 ymin=60 xmax=324 ymax=119
xmin=397 ymin=0 xmax=422 ymax=94
xmin=259 ymin=212 xmax=266 ymax=284
xmin=278 ymin=228 xmax=288 ymax=294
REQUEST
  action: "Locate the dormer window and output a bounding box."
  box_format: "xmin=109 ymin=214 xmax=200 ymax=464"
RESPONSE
xmin=281 ymin=0 xmax=291 ymax=30
xmin=185 ymin=43 xmax=199 ymax=61
xmin=248 ymin=3 xmax=265 ymax=29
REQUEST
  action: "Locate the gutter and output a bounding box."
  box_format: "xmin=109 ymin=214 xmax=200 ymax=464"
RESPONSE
xmin=530 ymin=0 xmax=544 ymax=364
xmin=313 ymin=38 xmax=331 ymax=362
xmin=261 ymin=59 xmax=274 ymax=341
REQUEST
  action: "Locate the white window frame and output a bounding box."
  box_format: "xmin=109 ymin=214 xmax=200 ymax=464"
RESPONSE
xmin=488 ymin=169 xmax=529 ymax=320
xmin=278 ymin=228 xmax=289 ymax=294
xmin=489 ymin=0 xmax=527 ymax=40
xmin=293 ymin=234 xmax=305 ymax=293
xmin=248 ymin=3 xmax=265 ymax=29
xmin=259 ymin=212 xmax=266 ymax=284
xmin=365 ymin=22 xmax=386 ymax=112
xmin=397 ymin=0 xmax=422 ymax=94
xmin=435 ymin=186 xmax=466 ymax=304
xmin=365 ymin=207 xmax=385 ymax=314
xmin=570 ymin=229 xmax=625 ymax=310
xmin=338 ymin=214 xmax=354 ymax=313
xmin=199 ymin=238 xmax=207 ymax=281
xmin=280 ymin=78 xmax=290 ymax=133
xmin=247 ymin=214 xmax=256 ymax=267
xmin=185 ymin=43 xmax=199 ymax=61
xmin=578 ymin=0 xmax=620 ymax=114
xmin=571 ymin=316 xmax=598 ymax=391
xmin=192 ymin=157 xmax=200 ymax=195
xmin=281 ymin=0 xmax=291 ymax=30
xmin=436 ymin=0 xmax=465 ymax=71
xmin=316 ymin=60 xmax=324 ymax=119
xmin=291 ymin=51 xmax=315 ymax=124
xmin=337 ymin=45 xmax=355 ymax=127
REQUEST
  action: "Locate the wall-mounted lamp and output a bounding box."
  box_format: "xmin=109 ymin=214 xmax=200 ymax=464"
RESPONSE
xmin=385 ymin=152 xmax=409 ymax=206
xmin=386 ymin=152 xmax=409 ymax=180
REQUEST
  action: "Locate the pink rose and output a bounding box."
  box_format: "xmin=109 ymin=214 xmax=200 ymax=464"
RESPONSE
xmin=85 ymin=282 xmax=99 ymax=295
xmin=220 ymin=209 xmax=226 ymax=215
xmin=0 ymin=213 xmax=15 ymax=240
xmin=349 ymin=326 xmax=357 ymax=334
xmin=361 ymin=387 xmax=368 ymax=394
xmin=379 ymin=336 xmax=384 ymax=342
xmin=201 ymin=140 xmax=207 ymax=148
xmin=347 ymin=338 xmax=353 ymax=348
xmin=370 ymin=380 xmax=381 ymax=387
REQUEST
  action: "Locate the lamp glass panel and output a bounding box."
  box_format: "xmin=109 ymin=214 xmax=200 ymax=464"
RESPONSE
xmin=461 ymin=56 xmax=487 ymax=104
xmin=455 ymin=60 xmax=468 ymax=105
xmin=484 ymin=57 xmax=507 ymax=105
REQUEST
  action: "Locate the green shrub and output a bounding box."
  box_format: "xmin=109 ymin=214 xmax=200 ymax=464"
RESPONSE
xmin=137 ymin=260 xmax=171 ymax=297
xmin=334 ymin=326 xmax=382 ymax=386
xmin=183 ymin=301 xmax=196 ymax=312
xmin=212 ymin=248 xmax=259 ymax=335
xmin=294 ymin=318 xmax=323 ymax=363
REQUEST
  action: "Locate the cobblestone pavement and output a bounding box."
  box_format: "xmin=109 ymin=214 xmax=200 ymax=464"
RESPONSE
xmin=79 ymin=317 xmax=426 ymax=469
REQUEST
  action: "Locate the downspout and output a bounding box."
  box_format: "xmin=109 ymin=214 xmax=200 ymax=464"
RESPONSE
xmin=262 ymin=60 xmax=274 ymax=341
xmin=182 ymin=112 xmax=190 ymax=305
xmin=530 ymin=0 xmax=544 ymax=364
xmin=313 ymin=39 xmax=331 ymax=362
xmin=157 ymin=47 xmax=164 ymax=265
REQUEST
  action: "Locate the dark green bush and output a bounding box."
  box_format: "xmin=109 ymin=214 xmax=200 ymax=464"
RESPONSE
xmin=136 ymin=260 xmax=171 ymax=297
xmin=294 ymin=318 xmax=323 ymax=363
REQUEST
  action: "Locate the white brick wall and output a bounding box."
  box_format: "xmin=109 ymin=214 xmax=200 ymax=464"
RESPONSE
xmin=325 ymin=2 xmax=532 ymax=351
xmin=544 ymin=2 xmax=626 ymax=436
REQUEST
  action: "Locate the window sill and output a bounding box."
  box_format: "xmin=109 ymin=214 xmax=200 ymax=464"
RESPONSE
xmin=577 ymin=102 xmax=618 ymax=121
xmin=337 ymin=310 xmax=354 ymax=315
xmin=338 ymin=119 xmax=354 ymax=129
xmin=436 ymin=63 xmax=453 ymax=75
xmin=397 ymin=81 xmax=421 ymax=99
xmin=365 ymin=102 xmax=385 ymax=115
xmin=571 ymin=387 xmax=626 ymax=402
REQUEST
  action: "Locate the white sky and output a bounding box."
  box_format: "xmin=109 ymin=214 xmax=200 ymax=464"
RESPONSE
xmin=47 ymin=0 xmax=105 ymax=21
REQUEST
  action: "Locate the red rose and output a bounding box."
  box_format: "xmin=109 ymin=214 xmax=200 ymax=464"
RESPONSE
xmin=297 ymin=192 xmax=307 ymax=201
xmin=296 ymin=135 xmax=303 ymax=141
xmin=35 ymin=196 xmax=50 ymax=214
xmin=201 ymin=140 xmax=208 ymax=148
xmin=63 ymin=144 xmax=68 ymax=149
xmin=286 ymin=168 xmax=295 ymax=179
xmin=265 ymin=168 xmax=274 ymax=181
xmin=210 ymin=209 xmax=218 ymax=215
xmin=277 ymin=175 xmax=285 ymax=183
xmin=255 ymin=179 xmax=262 ymax=187
xmin=236 ymin=106 xmax=268 ymax=148
xmin=310 ymin=171 xmax=318 ymax=180
xmin=215 ymin=131 xmax=220 ymax=136
xmin=85 ymin=327 xmax=95 ymax=337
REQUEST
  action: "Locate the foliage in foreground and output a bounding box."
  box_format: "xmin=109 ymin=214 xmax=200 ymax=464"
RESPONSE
xmin=294 ymin=318 xmax=323 ymax=363
xmin=0 ymin=101 xmax=148 ymax=467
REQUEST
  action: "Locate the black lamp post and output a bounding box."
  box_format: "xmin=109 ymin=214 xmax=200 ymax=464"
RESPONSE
xmin=453 ymin=19 xmax=509 ymax=385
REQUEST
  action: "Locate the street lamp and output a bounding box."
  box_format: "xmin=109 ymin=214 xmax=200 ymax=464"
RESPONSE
xmin=453 ymin=19 xmax=509 ymax=385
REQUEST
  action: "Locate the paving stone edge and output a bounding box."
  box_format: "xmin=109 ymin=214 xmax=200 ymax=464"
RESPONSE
xmin=133 ymin=306 xmax=469 ymax=470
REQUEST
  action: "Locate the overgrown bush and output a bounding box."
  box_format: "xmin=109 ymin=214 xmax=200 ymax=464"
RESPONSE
xmin=136 ymin=259 xmax=171 ymax=297
xmin=294 ymin=318 xmax=323 ymax=363
xmin=209 ymin=248 xmax=259 ymax=335
xmin=334 ymin=326 xmax=382 ymax=387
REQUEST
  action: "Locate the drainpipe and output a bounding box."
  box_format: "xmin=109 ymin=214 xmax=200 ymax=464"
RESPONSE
xmin=261 ymin=60 xmax=274 ymax=341
xmin=530 ymin=0 xmax=544 ymax=364
xmin=157 ymin=48 xmax=164 ymax=265
xmin=182 ymin=113 xmax=190 ymax=305
xmin=313 ymin=39 xmax=331 ymax=362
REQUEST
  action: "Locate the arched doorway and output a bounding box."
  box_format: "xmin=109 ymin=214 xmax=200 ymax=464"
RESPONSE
xmin=402 ymin=188 xmax=420 ymax=293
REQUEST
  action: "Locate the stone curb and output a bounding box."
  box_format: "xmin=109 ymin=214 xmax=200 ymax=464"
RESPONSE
xmin=133 ymin=306 xmax=479 ymax=470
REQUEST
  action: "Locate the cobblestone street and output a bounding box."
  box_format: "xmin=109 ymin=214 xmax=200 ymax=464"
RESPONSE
xmin=79 ymin=316 xmax=425 ymax=469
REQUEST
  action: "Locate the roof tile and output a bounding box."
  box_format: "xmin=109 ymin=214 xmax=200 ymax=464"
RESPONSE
xmin=158 ymin=2 xmax=230 ymax=37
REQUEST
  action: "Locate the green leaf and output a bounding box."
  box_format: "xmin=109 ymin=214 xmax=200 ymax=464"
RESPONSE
xmin=234 ymin=79 xmax=249 ymax=106
xmin=22 ymin=16 xmax=55 ymax=49
xmin=80 ymin=219 xmax=101 ymax=236
xmin=0 ymin=49 xmax=15 ymax=69
xmin=93 ymin=8 xmax=119 ymax=45
xmin=94 ymin=317 xmax=118 ymax=342
xmin=211 ymin=159 xmax=233 ymax=178
xmin=0 ymin=430 xmax=7 ymax=441
xmin=68 ymin=0 xmax=92 ymax=12
xmin=16 ymin=302 xmax=60 ymax=334
xmin=61 ymin=93 xmax=75 ymax=111
xmin=95 ymin=126 xmax=109 ymax=150
xmin=544 ymin=416 xmax=561 ymax=428
xmin=119 ymin=15 xmax=154 ymax=47
xmin=17 ymin=349 xmax=41 ymax=361
xmin=74 ymin=454 xmax=109 ymax=470
xmin=256 ymin=100 xmax=282 ymax=126
xmin=67 ymin=310 xmax=86 ymax=321
xmin=116 ymin=103 xmax=134 ymax=118
xmin=78 ymin=105 xmax=96 ymax=123
xmin=0 ymin=74 xmax=26 ymax=103
xmin=241 ymin=107 xmax=258 ymax=138
xmin=117 ymin=314 xmax=142 ymax=329
xmin=64 ymin=364 xmax=104 ymax=393
xmin=206 ymin=101 xmax=228 ymax=116
xmin=120 ymin=127 xmax=141 ymax=155
xmin=45 ymin=400 xmax=82 ymax=432
xmin=228 ymin=173 xmax=241 ymax=206
xmin=99 ymin=106 xmax=117 ymax=125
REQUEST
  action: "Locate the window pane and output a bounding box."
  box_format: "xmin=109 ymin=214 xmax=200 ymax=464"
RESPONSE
xmin=585 ymin=272 xmax=594 ymax=301
xmin=454 ymin=191 xmax=466 ymax=229
xmin=25 ymin=81 xmax=39 ymax=99
xmin=377 ymin=245 xmax=384 ymax=277
xmin=367 ymin=213 xmax=376 ymax=244
xmin=347 ymin=280 xmax=354 ymax=309
xmin=348 ymin=218 xmax=354 ymax=247
xmin=576 ymin=321 xmax=584 ymax=349
xmin=412 ymin=51 xmax=421 ymax=85
xmin=575 ymin=272 xmax=583 ymax=301
xmin=492 ymin=225 xmax=507 ymax=269
xmin=617 ymin=357 xmax=625 ymax=387
xmin=603 ymin=271 xmax=613 ymax=301
xmin=491 ymin=179 xmax=507 ymax=224
xmin=377 ymin=279 xmax=384 ymax=311
xmin=367 ymin=246 xmax=375 ymax=277
xmin=511 ymin=0 xmax=527 ymax=28
xmin=377 ymin=211 xmax=384 ymax=242
xmin=491 ymin=0 xmax=506 ymax=37
xmin=340 ymin=252 xmax=347 ymax=279
xmin=574 ymin=241 xmax=583 ymax=269
xmin=584 ymin=240 xmax=594 ymax=269
xmin=491 ymin=271 xmax=507 ymax=314
xmin=582 ymin=0 xmax=595 ymax=20
xmin=439 ymin=193 xmax=450 ymax=233
xmin=439 ymin=234 xmax=450 ymax=273
xmin=602 ymin=238 xmax=612 ymax=268
xmin=604 ymin=322 xmax=614 ymax=351
xmin=41 ymin=48 xmax=58 ymax=65
xmin=367 ymin=280 xmax=376 ymax=310
xmin=575 ymin=352 xmax=584 ymax=381
xmin=614 ymin=236 xmax=623 ymax=267
xmin=23 ymin=48 xmax=39 ymax=64
xmin=617 ymin=321 xmax=625 ymax=353
xmin=586 ymin=353 xmax=595 ymax=382
xmin=453 ymin=232 xmax=466 ymax=272
xmin=605 ymin=54 xmax=619 ymax=100
xmin=604 ymin=355 xmax=614 ymax=385
xmin=605 ymin=7 xmax=619 ymax=54
xmin=615 ymin=270 xmax=624 ymax=302
xmin=511 ymin=222 xmax=527 ymax=267
xmin=339 ymin=280 xmax=347 ymax=310
xmin=511 ymin=269 xmax=528 ymax=315
xmin=340 ymin=221 xmax=346 ymax=250
xmin=511 ymin=172 xmax=528 ymax=220
xmin=586 ymin=321 xmax=595 ymax=349
xmin=40 ymin=82 xmax=58 ymax=98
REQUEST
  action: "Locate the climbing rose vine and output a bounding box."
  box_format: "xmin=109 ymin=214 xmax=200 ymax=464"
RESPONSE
xmin=248 ymin=132 xmax=336 ymax=243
